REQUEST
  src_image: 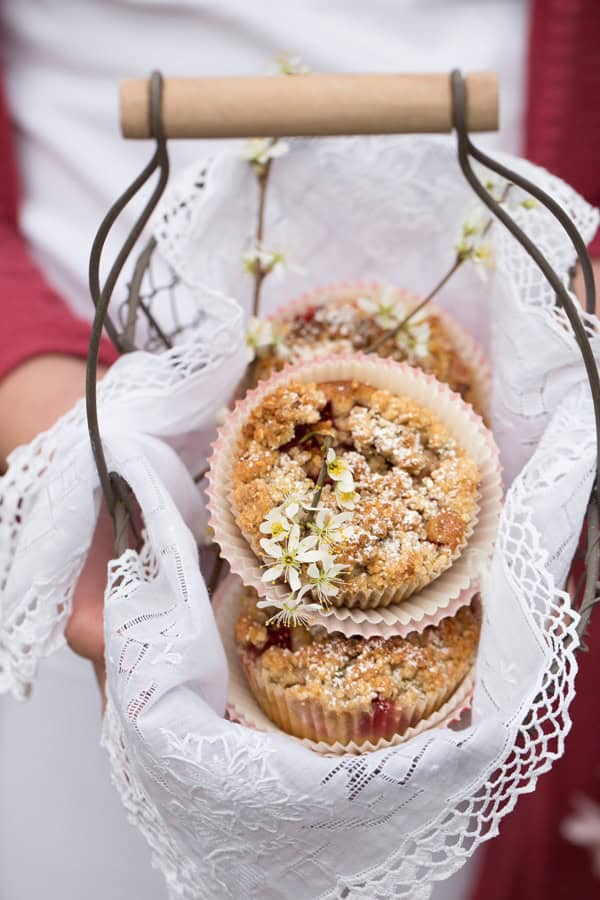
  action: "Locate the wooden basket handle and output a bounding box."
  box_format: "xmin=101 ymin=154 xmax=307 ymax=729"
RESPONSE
xmin=120 ymin=71 xmax=498 ymax=139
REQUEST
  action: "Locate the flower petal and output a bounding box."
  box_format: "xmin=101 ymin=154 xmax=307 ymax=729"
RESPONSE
xmin=298 ymin=534 xmax=318 ymax=552
xmin=288 ymin=568 xmax=301 ymax=592
xmin=260 ymin=538 xmax=282 ymax=558
xmin=287 ymin=523 xmax=300 ymax=550
xmin=262 ymin=565 xmax=284 ymax=582
xmin=298 ymin=549 xmax=323 ymax=564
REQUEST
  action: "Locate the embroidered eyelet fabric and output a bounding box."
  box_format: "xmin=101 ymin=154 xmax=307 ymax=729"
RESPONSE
xmin=2 ymin=137 xmax=599 ymax=899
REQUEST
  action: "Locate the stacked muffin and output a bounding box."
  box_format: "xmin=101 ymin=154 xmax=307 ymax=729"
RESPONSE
xmin=249 ymin=283 xmax=489 ymax=415
xmin=208 ymin=284 xmax=500 ymax=753
xmin=233 ymin=585 xmax=479 ymax=746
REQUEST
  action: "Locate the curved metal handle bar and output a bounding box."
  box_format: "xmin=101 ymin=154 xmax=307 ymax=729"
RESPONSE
xmin=452 ymin=70 xmax=600 ymax=642
xmin=88 ymin=151 xmax=165 ymax=351
xmin=88 ymin=74 xmax=170 ymax=352
xmin=84 ymin=69 xmax=600 ymax=637
xmin=86 ymin=71 xmax=170 ymax=516
xmin=451 ymin=70 xmax=600 ymax=503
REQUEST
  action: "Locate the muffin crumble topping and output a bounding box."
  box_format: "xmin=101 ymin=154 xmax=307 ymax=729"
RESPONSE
xmin=235 ymin=588 xmax=479 ymax=713
xmin=251 ymin=286 xmax=478 ymax=408
xmin=231 ymin=379 xmax=480 ymax=603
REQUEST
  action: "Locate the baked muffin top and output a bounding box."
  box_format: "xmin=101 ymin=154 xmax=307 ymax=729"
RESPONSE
xmin=235 ymin=588 xmax=479 ymax=712
xmin=231 ymin=379 xmax=480 ymax=601
xmin=252 ymin=285 xmax=477 ymax=409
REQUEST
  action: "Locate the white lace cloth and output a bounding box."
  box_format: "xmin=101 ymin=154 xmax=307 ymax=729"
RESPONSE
xmin=1 ymin=137 xmax=599 ymax=899
xmin=0 ymin=295 xmax=246 ymax=700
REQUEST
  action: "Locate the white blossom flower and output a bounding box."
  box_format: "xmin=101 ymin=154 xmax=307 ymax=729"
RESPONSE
xmin=273 ymin=335 xmax=291 ymax=359
xmin=258 ymin=595 xmax=321 ymax=628
xmin=215 ymin=405 xmax=229 ymax=426
xmin=242 ymin=245 xmax=264 ymax=277
xmin=481 ymin=173 xmax=538 ymax=211
xmin=455 ymin=210 xmax=495 ymax=280
xmin=260 ymin=523 xmax=321 ymax=592
xmin=259 ymin=507 xmax=292 ymax=542
xmin=262 ymin=326 xmax=291 ymax=360
xmin=240 ymin=137 xmax=290 ymax=173
xmin=481 ymin=173 xmax=509 ymax=202
xmin=457 ymin=207 xmax=486 ymax=247
xmin=335 ymin=482 xmax=360 ymax=510
xmin=358 ymin=287 xmax=408 ymax=330
xmin=298 ymin=554 xmax=347 ymax=605
xmin=200 ymin=523 xmax=215 ymax=546
xmin=279 ymin=492 xmax=309 ymax=519
xmin=326 ymin=447 xmax=354 ymax=484
xmin=396 ymin=319 xmax=431 ymax=360
xmin=469 ymin=243 xmax=495 ymax=281
xmin=242 ymin=244 xmax=304 ymax=280
xmin=562 ymin=795 xmax=600 ymax=878
xmin=309 ymin=507 xmax=353 ymax=549
xmin=271 ymin=53 xmax=311 ymax=76
xmin=246 ymin=316 xmax=275 ymax=362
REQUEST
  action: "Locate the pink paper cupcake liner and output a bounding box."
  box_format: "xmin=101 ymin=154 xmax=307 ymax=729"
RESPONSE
xmin=213 ymin=574 xmax=475 ymax=756
xmin=207 ymin=354 xmax=502 ymax=622
xmin=308 ymin=582 xmax=481 ymax=639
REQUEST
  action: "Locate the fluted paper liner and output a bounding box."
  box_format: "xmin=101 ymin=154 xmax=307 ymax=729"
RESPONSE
xmin=208 ymin=354 xmax=502 ymax=621
xmin=310 ymin=583 xmax=481 ymax=639
xmin=261 ymin=281 xmax=492 ymax=418
xmin=213 ymin=574 xmax=475 ymax=756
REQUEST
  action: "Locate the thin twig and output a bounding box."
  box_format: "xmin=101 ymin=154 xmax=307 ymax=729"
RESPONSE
xmin=366 ymin=258 xmax=462 ymax=354
xmin=252 ymin=160 xmax=272 ymax=317
xmin=365 ymin=182 xmax=513 ymax=355
xmin=123 ymin=236 xmax=157 ymax=350
xmin=579 ymin=594 xmax=600 ymax=620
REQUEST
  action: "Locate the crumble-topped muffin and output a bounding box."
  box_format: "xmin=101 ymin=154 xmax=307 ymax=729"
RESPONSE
xmin=235 ymin=587 xmax=479 ymax=744
xmin=251 ymin=284 xmax=480 ymax=411
xmin=231 ymin=379 xmax=481 ymax=608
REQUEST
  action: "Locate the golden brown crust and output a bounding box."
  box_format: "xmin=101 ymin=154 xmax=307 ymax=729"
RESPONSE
xmin=252 ymin=286 xmax=479 ymax=410
xmin=235 ymin=588 xmax=479 ymax=713
xmin=231 ymin=380 xmax=480 ymax=601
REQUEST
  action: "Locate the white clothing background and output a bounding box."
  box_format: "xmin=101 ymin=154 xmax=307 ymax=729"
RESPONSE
xmin=0 ymin=1 xmax=527 ymax=898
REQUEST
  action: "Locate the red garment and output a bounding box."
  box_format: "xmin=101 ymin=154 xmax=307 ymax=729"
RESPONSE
xmin=0 ymin=79 xmax=117 ymax=381
xmin=471 ymin=611 xmax=600 ymax=900
xmin=526 ymin=0 xmax=600 ymax=256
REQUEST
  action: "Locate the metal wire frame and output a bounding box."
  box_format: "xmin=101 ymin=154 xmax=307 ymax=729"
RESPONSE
xmin=449 ymin=71 xmax=600 ymax=643
xmin=85 ymin=69 xmax=600 ymax=638
xmin=86 ymin=72 xmax=171 ymax=551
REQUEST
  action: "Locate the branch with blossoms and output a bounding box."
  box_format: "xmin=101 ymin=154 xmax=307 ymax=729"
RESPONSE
xmin=365 ymin=175 xmax=537 ymax=354
xmin=241 ymin=55 xmax=310 ymax=322
xmin=256 ymin=436 xmax=359 ymax=628
xmin=209 ymin=57 xmax=310 ymax=440
xmin=241 ymin=138 xmax=292 ymax=317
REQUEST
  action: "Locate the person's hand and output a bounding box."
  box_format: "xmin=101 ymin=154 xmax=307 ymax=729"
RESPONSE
xmin=65 ymin=503 xmax=114 ymax=706
xmin=573 ymin=257 xmax=600 ymax=315
xmin=0 ymin=354 xmax=110 ymax=704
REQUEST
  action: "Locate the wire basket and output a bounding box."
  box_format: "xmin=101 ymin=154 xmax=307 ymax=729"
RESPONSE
xmin=85 ymin=69 xmax=600 ymax=647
